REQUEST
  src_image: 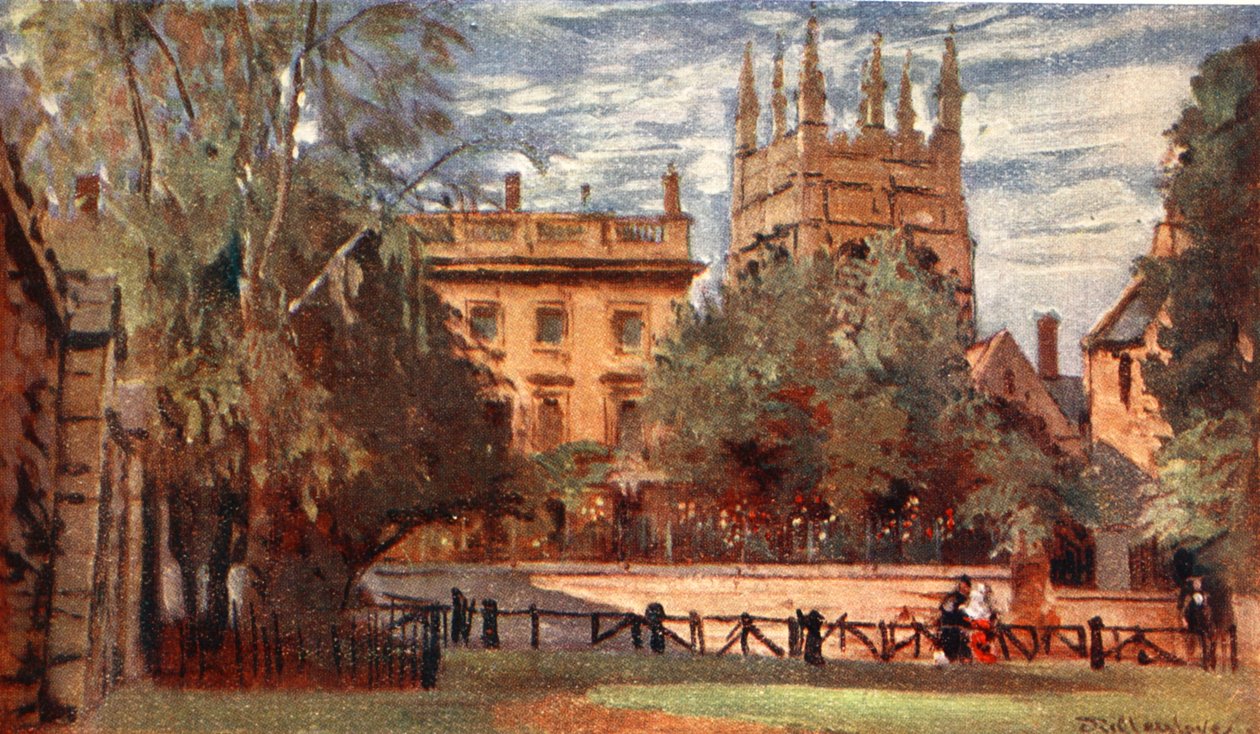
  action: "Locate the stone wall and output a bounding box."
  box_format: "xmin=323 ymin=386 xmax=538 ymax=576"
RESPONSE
xmin=0 ymin=212 xmax=61 ymax=729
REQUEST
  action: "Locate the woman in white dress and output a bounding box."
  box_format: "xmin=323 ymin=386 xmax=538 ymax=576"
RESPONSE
xmin=962 ymin=582 xmax=998 ymax=663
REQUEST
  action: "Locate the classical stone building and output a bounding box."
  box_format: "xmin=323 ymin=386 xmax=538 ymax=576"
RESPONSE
xmin=405 ymin=169 xmax=702 ymax=457
xmin=728 ymin=21 xmax=974 ymax=329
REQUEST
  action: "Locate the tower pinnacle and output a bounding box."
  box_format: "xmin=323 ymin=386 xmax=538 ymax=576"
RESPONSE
xmin=736 ymin=42 xmax=760 ymax=153
xmin=798 ymin=17 xmax=826 ymax=128
xmin=771 ymin=33 xmax=788 ymax=139
xmin=896 ymin=50 xmax=916 ymax=135
xmin=936 ymin=25 xmax=963 ymax=134
xmin=861 ymin=33 xmax=887 ymax=129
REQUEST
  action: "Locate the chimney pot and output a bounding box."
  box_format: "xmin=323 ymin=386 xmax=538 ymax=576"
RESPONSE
xmin=1036 ymin=313 xmax=1060 ymax=380
xmin=504 ymin=172 xmax=521 ymax=212
xmin=662 ymin=164 xmax=681 ymax=217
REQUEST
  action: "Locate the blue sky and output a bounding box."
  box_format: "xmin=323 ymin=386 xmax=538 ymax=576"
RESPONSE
xmin=438 ymin=1 xmax=1260 ymax=374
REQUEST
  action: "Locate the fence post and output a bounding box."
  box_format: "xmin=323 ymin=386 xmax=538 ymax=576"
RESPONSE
xmin=331 ymin=623 xmax=342 ymax=683
xmin=249 ymin=603 xmax=260 ymax=679
xmin=349 ymin=620 xmax=358 ymax=682
xmin=802 ymin=610 xmax=825 ymax=667
xmin=878 ymin=621 xmax=888 ymax=661
xmin=232 ymin=604 xmax=245 ymax=687
xmin=1200 ymin=631 xmax=1211 ymax=671
xmin=261 ymin=620 xmax=273 ymax=682
xmin=530 ymin=605 xmax=541 ymax=650
xmin=787 ymin=615 xmax=801 ymax=658
xmin=739 ymin=613 xmax=751 ymax=656
xmin=422 ymin=607 xmax=441 ymax=690
xmin=689 ymin=611 xmax=703 ymax=654
xmin=482 ymin=599 xmax=500 ymax=649
xmin=451 ymin=589 xmax=464 ymax=645
xmin=177 ymin=619 xmax=187 ymax=680
xmin=1088 ymin=616 xmax=1105 ymax=670
xmin=1229 ymin=624 xmax=1238 ymax=673
xmin=645 ymin=603 xmax=666 ymax=654
xmin=631 ymin=615 xmax=643 ymax=650
xmin=273 ymin=612 xmax=284 ymax=680
xmin=591 ymin=613 xmax=600 ymax=646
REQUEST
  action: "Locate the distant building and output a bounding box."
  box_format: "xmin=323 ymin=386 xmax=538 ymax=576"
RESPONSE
xmin=728 ymin=21 xmax=974 ymax=331
xmin=404 ymin=170 xmax=703 ymax=458
xmin=1080 ymin=211 xmax=1192 ymax=590
xmin=966 ymin=318 xmax=1086 ymax=460
xmin=967 ymin=317 xmax=1094 ymax=588
xmin=1083 ymin=215 xmax=1188 ymax=475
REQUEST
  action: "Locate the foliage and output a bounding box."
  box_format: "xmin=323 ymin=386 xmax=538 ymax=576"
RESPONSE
xmin=1137 ymin=39 xmax=1260 ymax=590
xmin=647 ymin=234 xmax=1085 ymax=561
xmin=0 ymin=0 xmax=539 ymax=622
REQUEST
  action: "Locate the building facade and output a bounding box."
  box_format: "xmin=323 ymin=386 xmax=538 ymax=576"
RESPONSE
xmin=728 ymin=21 xmax=974 ymax=329
xmin=406 ymin=169 xmax=703 ymax=458
xmin=1080 ymin=212 xmax=1191 ymax=590
xmin=2 ymin=149 xmax=143 ymax=725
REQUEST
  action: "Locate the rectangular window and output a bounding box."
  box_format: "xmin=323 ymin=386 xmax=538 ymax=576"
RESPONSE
xmin=612 ymin=310 xmax=645 ymax=353
xmin=535 ymin=306 xmax=566 ymax=346
xmin=615 ymin=399 xmax=645 ymax=455
xmin=469 ymin=302 xmax=501 ymax=342
xmin=536 ymin=396 xmax=565 ymax=451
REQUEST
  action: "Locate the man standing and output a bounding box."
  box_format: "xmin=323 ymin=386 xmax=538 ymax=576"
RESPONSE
xmin=938 ymin=575 xmax=971 ymax=662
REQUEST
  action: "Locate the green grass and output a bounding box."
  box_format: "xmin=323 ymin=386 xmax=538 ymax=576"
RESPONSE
xmin=86 ymin=651 xmax=1259 ymax=733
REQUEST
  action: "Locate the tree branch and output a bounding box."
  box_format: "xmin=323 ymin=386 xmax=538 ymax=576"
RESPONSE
xmin=113 ymin=7 xmax=153 ymax=202
xmin=251 ymin=0 xmax=318 ymax=288
xmin=139 ymin=10 xmax=195 ymax=122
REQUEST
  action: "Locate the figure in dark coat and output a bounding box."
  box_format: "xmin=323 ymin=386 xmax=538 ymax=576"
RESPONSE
xmin=939 ymin=575 xmax=972 ymax=662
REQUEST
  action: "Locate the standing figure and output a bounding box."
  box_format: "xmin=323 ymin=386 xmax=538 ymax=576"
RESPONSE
xmin=938 ymin=575 xmax=971 ymax=662
xmin=1180 ymin=577 xmax=1214 ymax=665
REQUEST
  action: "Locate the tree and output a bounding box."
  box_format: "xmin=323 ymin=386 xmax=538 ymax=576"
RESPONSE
xmin=1138 ymin=39 xmax=1260 ymax=593
xmin=646 ymin=248 xmax=912 ymax=561
xmin=3 ymin=1 xmax=534 ymax=623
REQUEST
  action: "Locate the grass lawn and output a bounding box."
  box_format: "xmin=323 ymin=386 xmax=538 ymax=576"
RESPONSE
xmin=82 ymin=651 xmax=1258 ymax=734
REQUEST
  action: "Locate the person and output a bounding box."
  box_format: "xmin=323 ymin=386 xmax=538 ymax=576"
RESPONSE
xmin=1180 ymin=576 xmax=1214 ymax=665
xmin=963 ymin=582 xmax=998 ymax=663
xmin=938 ymin=575 xmax=971 ymax=662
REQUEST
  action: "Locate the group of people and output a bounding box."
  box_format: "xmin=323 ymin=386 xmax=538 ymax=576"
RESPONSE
xmin=937 ymin=574 xmax=998 ymax=664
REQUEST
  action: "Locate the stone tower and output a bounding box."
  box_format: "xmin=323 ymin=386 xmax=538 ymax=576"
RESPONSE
xmin=727 ymin=22 xmax=974 ymax=329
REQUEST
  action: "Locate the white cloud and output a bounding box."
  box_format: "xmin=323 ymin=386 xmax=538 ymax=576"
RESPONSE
xmin=957 ymin=6 xmax=1219 ymax=64
xmin=963 ymin=63 xmax=1194 ymax=170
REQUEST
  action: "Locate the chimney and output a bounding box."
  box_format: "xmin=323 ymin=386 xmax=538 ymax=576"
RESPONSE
xmin=662 ymin=164 xmax=681 ymax=217
xmin=74 ymin=174 xmax=100 ymax=217
xmin=1036 ymin=312 xmax=1060 ymax=380
xmin=580 ymin=183 xmax=591 ymax=209
xmin=504 ymin=172 xmax=521 ymax=212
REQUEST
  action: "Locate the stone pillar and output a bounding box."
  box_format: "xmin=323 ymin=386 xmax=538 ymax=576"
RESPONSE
xmin=1094 ymin=529 xmax=1133 ymax=591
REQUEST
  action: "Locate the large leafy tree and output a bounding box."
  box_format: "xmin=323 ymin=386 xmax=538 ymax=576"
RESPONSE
xmin=1 ymin=0 xmax=532 ymax=620
xmin=1138 ymin=39 xmax=1260 ymax=592
xmin=648 ymin=233 xmax=1089 ymax=571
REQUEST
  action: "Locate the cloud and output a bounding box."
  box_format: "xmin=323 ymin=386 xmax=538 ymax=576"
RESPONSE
xmin=963 ymin=63 xmax=1194 ymax=170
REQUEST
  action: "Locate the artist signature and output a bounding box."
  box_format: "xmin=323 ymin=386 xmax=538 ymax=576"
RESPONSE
xmin=1076 ymin=716 xmax=1255 ymax=734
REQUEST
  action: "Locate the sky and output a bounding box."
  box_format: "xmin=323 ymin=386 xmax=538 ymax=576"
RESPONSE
xmin=437 ymin=0 xmax=1260 ymax=375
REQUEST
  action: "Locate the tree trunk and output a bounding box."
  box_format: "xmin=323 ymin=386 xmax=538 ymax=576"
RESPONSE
xmin=1009 ymin=545 xmax=1057 ymax=626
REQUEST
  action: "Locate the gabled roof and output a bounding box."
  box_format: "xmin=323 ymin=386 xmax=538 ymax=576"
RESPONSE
xmin=1085 ymin=275 xmax=1167 ymax=348
xmin=1043 ymin=375 xmax=1086 ymax=426
xmin=1 ymin=127 xmax=62 ymax=332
